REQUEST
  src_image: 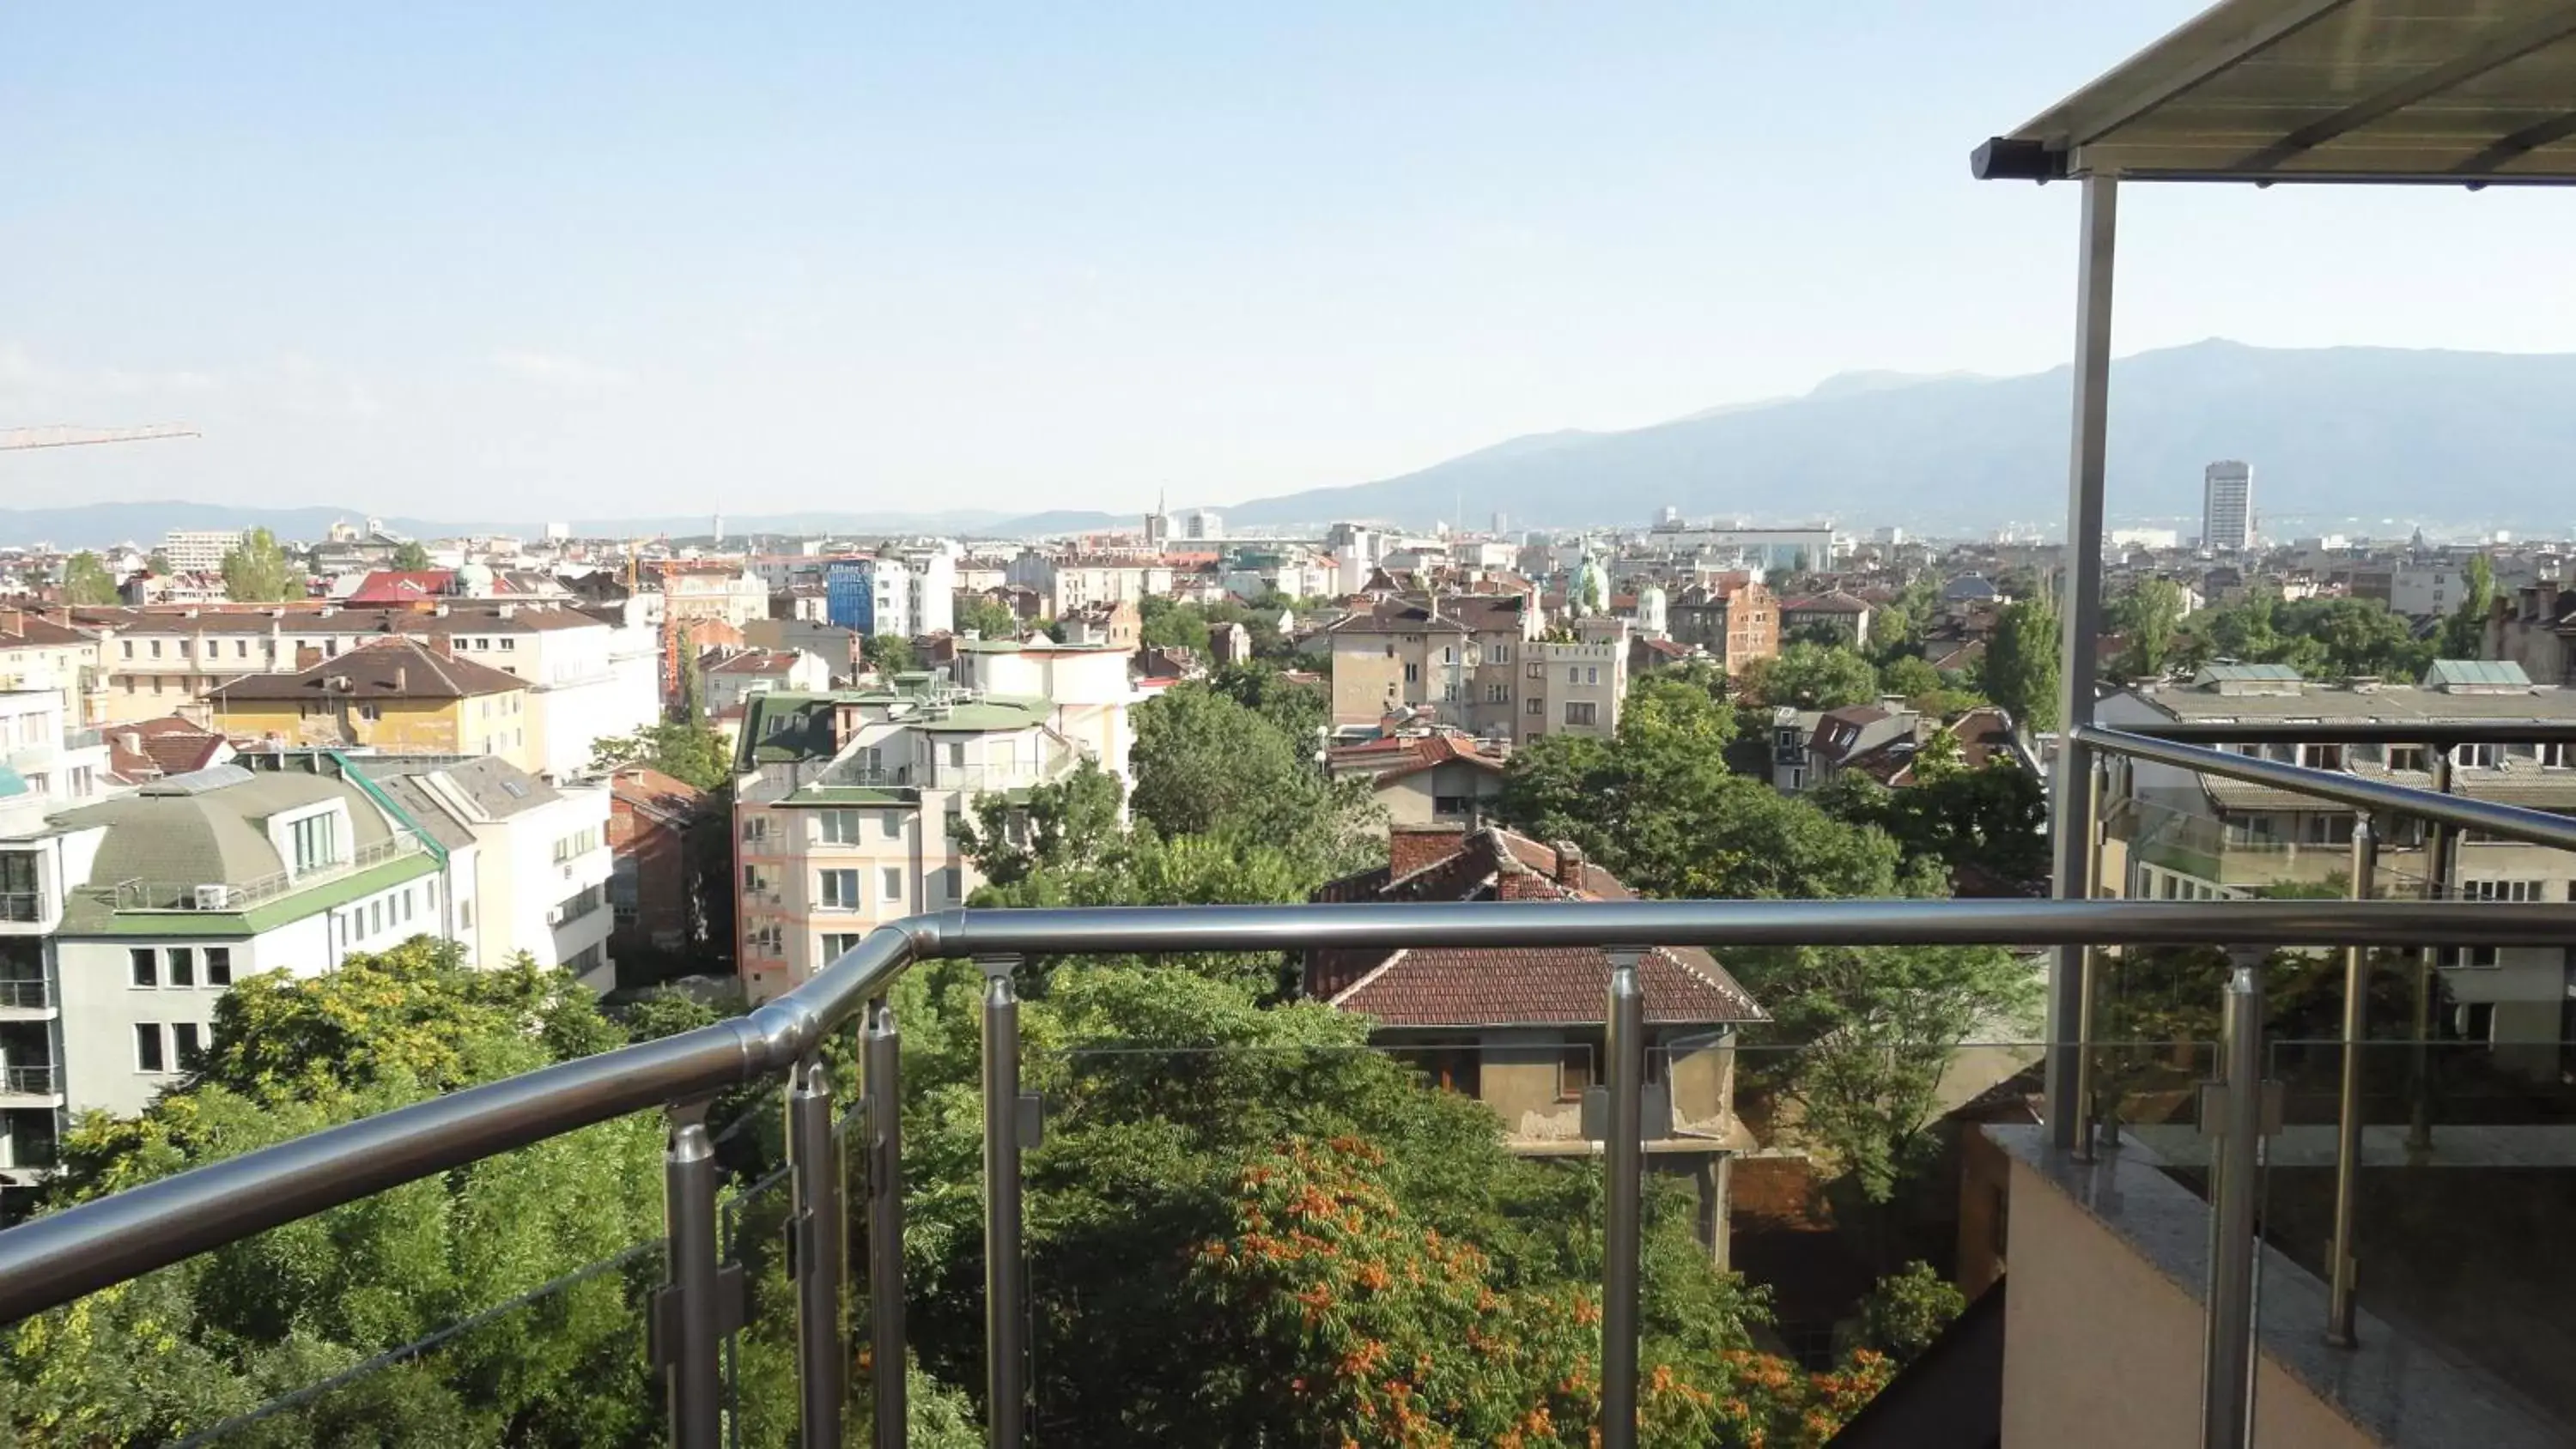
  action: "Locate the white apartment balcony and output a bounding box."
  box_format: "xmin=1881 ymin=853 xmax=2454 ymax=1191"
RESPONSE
xmin=0 ymin=980 xmax=55 ymax=1022
xmin=0 ymin=1064 xmax=63 ymax=1109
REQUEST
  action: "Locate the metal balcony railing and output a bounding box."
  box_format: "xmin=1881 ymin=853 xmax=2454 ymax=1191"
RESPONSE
xmin=0 ymin=730 xmax=2569 ymax=1449
xmin=0 ymin=980 xmax=50 ymax=1010
xmin=0 ymin=1066 xmax=58 ymax=1097
xmin=0 ymin=893 xmax=40 ymax=925
xmin=80 ymin=834 xmax=423 ymax=913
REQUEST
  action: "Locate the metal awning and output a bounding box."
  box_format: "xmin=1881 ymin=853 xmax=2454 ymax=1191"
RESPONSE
xmin=1972 ymin=0 xmax=2576 ymax=185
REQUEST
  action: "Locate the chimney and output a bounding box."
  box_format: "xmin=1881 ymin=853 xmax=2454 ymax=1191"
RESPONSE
xmin=395 ymin=665 xmax=408 ymax=693
xmin=1552 ymin=840 xmax=1587 ymax=889
xmin=1388 ymin=822 xmax=1467 ymax=880
xmin=119 ymin=731 xmax=143 ymax=755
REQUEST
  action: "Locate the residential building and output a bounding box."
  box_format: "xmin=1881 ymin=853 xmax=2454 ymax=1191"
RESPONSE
xmin=1638 ymin=522 xmax=1837 ymax=571
xmin=1779 ymin=590 xmax=1874 ymax=646
xmin=205 ymin=638 xmax=541 ymax=774
xmin=1307 ymin=823 xmax=1763 ymax=1256
xmin=653 ymin=562 xmax=769 ymax=630
xmin=1525 ymin=625 xmax=1629 ymax=744
xmin=1322 ymin=594 xmax=1536 ymax=737
xmin=358 ymin=755 xmax=617 ymax=990
xmin=946 ymin=638 xmax=1144 ymax=784
xmin=744 ymin=619 xmax=864 ymax=682
xmin=2392 ymin=561 xmax=2481 ymax=620
xmin=9 ymin=764 xmax=447 ymax=1133
xmin=0 ymin=690 xmax=110 ymax=812
xmin=824 ymin=556 xmax=912 ymax=638
xmin=159 ymin=529 xmax=246 ymax=575
xmin=1057 ymin=599 xmax=1139 ymax=649
xmin=605 ymin=767 xmax=712 ymax=967
xmin=699 ymin=646 xmax=833 ymax=716
xmin=104 ymin=716 xmax=232 ymax=786
xmin=2486 ymin=579 xmax=2576 ymax=688
xmin=1325 ymin=731 xmax=1508 ymax=829
xmin=2202 ymin=459 xmax=2253 ymax=553
xmin=0 ymin=606 xmax=106 ymax=724
xmin=1003 ymin=554 xmax=1174 ymax=617
xmin=890 ymin=543 xmax=958 ymax=638
xmin=2100 ymin=662 xmax=2576 ymax=1069
xmin=1664 ymin=579 xmax=1779 ymax=675
xmin=732 ymin=681 xmax=1107 ymax=1003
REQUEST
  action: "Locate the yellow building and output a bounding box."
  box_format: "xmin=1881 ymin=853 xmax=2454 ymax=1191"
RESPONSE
xmin=204 ymin=637 xmax=538 ymax=772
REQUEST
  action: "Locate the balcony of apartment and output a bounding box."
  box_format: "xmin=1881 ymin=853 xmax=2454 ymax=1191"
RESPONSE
xmin=74 ymin=833 xmax=427 ymax=917
xmin=0 ymin=1064 xmax=62 ymax=1111
xmin=0 ymin=979 xmax=54 ymax=1022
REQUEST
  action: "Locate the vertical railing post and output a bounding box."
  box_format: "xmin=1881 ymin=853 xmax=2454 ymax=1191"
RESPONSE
xmin=979 ymin=956 xmax=1028 ymax=1449
xmin=2074 ymin=760 xmax=2109 ymax=1161
xmin=2410 ymin=749 xmax=2454 ymax=1153
xmin=2046 ymin=170 xmax=2117 ymax=1150
xmin=787 ymin=1053 xmax=847 ymax=1444
xmin=2327 ymin=815 xmax=2378 ymax=1346
xmin=2202 ymin=957 xmax=2266 ymax=1449
xmin=863 ymin=994 xmax=907 ymax=1449
xmin=656 ymin=1099 xmax=736 ymax=1449
xmin=1601 ymin=948 xmax=1647 ymax=1449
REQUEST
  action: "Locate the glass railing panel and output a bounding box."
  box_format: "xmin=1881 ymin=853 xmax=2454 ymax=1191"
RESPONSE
xmin=720 ymin=1158 xmax=799 ymax=1446
xmin=181 ymin=1239 xmax=666 ymax=1447
xmin=2255 ymin=1038 xmax=2576 ymax=1442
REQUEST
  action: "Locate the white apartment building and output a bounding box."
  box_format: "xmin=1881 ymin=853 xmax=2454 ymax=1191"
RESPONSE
xmin=1 ymin=690 xmax=111 ymax=814
xmin=2202 ymin=460 xmax=2254 ymax=553
xmin=160 ymin=530 xmax=247 ymax=574
xmin=363 ymin=756 xmax=617 ymax=989
xmin=1525 ymin=621 xmax=1630 ymax=744
xmin=892 ymin=543 xmax=958 ymax=638
xmin=947 ymin=638 xmax=1143 ymax=782
xmin=1002 ymin=554 xmax=1174 ymax=617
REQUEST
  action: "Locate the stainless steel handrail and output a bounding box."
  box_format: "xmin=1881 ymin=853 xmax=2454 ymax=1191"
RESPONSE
xmin=2 ymin=894 xmax=2571 ymax=1326
xmin=2077 ymin=725 xmax=2576 ymax=855
xmin=2111 ymin=719 xmax=2576 ymax=745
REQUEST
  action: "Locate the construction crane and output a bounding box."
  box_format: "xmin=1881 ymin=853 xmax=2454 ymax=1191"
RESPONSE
xmin=0 ymin=424 xmax=199 ymax=452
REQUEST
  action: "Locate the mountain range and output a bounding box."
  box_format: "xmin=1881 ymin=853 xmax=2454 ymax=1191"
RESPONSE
xmin=7 ymin=341 xmax=2572 ymax=547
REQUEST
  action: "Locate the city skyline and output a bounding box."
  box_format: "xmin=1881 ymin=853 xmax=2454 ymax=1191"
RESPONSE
xmin=13 ymin=3 xmax=2576 ymax=521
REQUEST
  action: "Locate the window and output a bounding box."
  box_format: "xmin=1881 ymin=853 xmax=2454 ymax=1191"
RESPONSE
xmin=1492 ymin=644 xmax=1511 ymax=664
xmin=149 ymin=640 xmax=162 ymax=658
xmin=174 ymin=1022 xmax=204 ymax=1070
xmin=235 ymin=639 xmax=248 ymax=658
xmin=744 ymin=815 xmax=769 ymax=843
xmin=820 ymin=931 xmax=865 ymax=960
xmin=881 ymin=810 xmax=902 ymax=840
xmin=939 ymin=866 xmax=963 ymax=904
xmin=370 ymin=899 xmax=385 ymax=936
xmin=1403 ymin=663 xmax=1419 ymax=684
xmin=1525 ymin=662 xmax=1542 ymax=679
xmin=1584 ymin=666 xmax=1599 ymax=685
xmin=1441 ymin=682 xmax=1460 ymax=703
xmin=1526 ymin=696 xmax=1543 ymax=716
xmin=2462 ymin=879 xmax=2544 ymax=902
xmin=289 ymin=810 xmax=340 ymax=875
xmin=819 ymin=809 xmax=860 ymax=845
xmin=167 ymin=947 xmax=195 ymax=987
xmin=356 ymin=703 xmax=381 ymax=722
xmin=2453 ymin=743 xmax=2500 ymax=769
xmin=2542 ymin=742 xmax=2573 ymax=769
xmin=552 ymin=826 xmax=601 ymax=863
xmin=743 ymin=864 xmax=767 ymax=894
xmin=2297 ymin=743 xmax=2343 ymax=771
xmin=500 ymin=637 xmax=516 ymax=650
xmin=1564 ymin=701 xmax=1599 ymax=727
xmin=1566 ymin=666 xmax=1580 ymax=683
xmin=1432 ymin=794 xmax=1470 ymax=817
xmin=1558 ymin=1042 xmax=1595 ymax=1102
xmin=206 ymin=948 xmax=232 ymax=986
xmin=136 ymin=1024 xmax=166 ymax=1073
xmin=881 ymin=867 xmax=903 ymax=901
xmin=120 ymin=640 xmax=133 ymax=659
xmin=1485 ymin=683 xmax=1510 ymax=704
xmin=1440 ymin=646 xmax=1455 ymax=664
xmin=2386 ymin=744 xmax=2427 ymax=773
xmin=2438 ymin=945 xmax=2500 ymax=968
xmin=131 ymin=948 xmax=157 ymax=987
xmin=818 ymin=869 xmax=860 ymax=909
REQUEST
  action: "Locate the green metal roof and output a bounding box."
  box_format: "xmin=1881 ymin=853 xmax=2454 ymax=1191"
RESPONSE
xmin=2423 ymin=659 xmax=2532 ymax=690
xmin=2195 ymin=664 xmax=2305 ymax=684
xmin=55 ymin=852 xmax=439 ymax=938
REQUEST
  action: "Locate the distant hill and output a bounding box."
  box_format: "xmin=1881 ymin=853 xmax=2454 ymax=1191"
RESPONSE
xmin=0 ymin=503 xmax=1127 ymax=549
xmin=1217 ymin=340 xmax=2576 ymax=534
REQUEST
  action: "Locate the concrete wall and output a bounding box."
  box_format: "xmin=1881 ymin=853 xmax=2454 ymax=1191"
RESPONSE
xmin=1998 ymin=1155 xmax=2375 ymax=1449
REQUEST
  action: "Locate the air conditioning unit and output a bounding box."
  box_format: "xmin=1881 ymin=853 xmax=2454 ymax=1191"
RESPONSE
xmin=544 ymin=906 xmax=565 ymax=926
xmin=192 ymin=884 xmax=232 ymax=911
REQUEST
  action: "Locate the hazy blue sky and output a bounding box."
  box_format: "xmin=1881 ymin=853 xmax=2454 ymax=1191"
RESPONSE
xmin=8 ymin=2 xmax=2575 ymax=523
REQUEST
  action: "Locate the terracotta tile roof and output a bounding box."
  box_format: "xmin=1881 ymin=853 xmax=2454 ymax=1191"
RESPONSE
xmin=1783 ymin=590 xmax=1871 ymax=615
xmin=610 ymin=765 xmax=708 ymax=822
xmin=1327 ymin=732 xmax=1507 ymax=782
xmin=204 ymin=636 xmax=526 ymax=700
xmin=345 ymin=570 xmax=456 ymax=603
xmin=1307 ymin=824 xmax=1762 ymax=1028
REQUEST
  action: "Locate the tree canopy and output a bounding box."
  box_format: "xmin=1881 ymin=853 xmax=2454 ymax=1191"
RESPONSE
xmin=956 ymin=595 xmax=1022 ymax=640
xmin=1735 ymin=642 xmax=1877 ymax=711
xmin=60 ymin=551 xmax=121 ymax=605
xmin=390 ymin=540 xmax=433 ymax=571
xmin=220 ymin=527 xmax=301 ymax=603
xmin=588 ymin=721 xmax=732 ymax=791
xmin=1980 ymin=598 xmax=2059 ymax=732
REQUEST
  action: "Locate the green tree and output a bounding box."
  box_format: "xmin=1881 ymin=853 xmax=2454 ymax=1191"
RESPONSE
xmin=1866 ymin=602 xmax=1916 ymax=658
xmin=60 ymin=550 xmax=122 ymax=604
xmin=1981 ymin=597 xmax=2060 ymax=731
xmin=1127 ymin=682 xmax=1374 ymax=872
xmin=862 ymin=632 xmax=916 ymax=674
xmin=954 ymin=757 xmax=1128 ymax=888
xmin=5 ymin=942 xmax=662 ymax=1446
xmin=1876 ymin=654 xmax=1944 ymax=706
xmin=2107 ymin=577 xmax=2184 ymax=680
xmin=1738 ymin=642 xmax=1878 ymax=710
xmin=589 ymin=721 xmax=732 ymax=791
xmin=1139 ymin=594 xmax=1212 ymax=653
xmin=1838 ymin=1261 xmax=1966 ymax=1364
xmin=390 ymin=540 xmax=433 ymax=571
xmin=957 ymin=595 xmax=1021 ymax=640
xmin=1738 ymin=942 xmax=2040 ymax=1203
xmin=1209 ymin=660 xmax=1329 ymax=744
xmin=146 ymin=549 xmax=173 ymax=575
xmin=220 ymin=527 xmax=300 ymax=603
xmin=2439 ymin=553 xmax=2494 ymax=659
